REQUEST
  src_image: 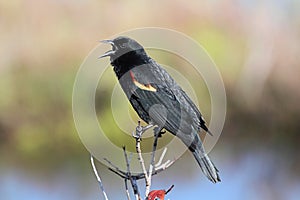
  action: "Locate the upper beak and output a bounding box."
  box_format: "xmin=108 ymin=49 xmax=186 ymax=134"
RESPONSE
xmin=98 ymin=39 xmax=116 ymax=59
xmin=100 ymin=39 xmax=114 ymax=45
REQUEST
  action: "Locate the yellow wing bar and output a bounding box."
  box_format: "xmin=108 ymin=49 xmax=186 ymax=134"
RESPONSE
xmin=130 ymin=71 xmax=157 ymax=92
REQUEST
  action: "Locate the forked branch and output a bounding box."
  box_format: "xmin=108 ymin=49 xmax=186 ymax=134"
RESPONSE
xmin=90 ymin=121 xmax=175 ymax=200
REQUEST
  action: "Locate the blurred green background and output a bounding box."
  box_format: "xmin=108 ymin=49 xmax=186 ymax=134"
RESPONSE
xmin=1 ymin=0 xmax=300 ymax=199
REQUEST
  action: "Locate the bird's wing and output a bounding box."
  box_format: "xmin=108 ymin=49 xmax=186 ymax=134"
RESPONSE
xmin=178 ymin=88 xmax=212 ymax=135
xmin=130 ymin=61 xmax=211 ymax=135
xmin=129 ymin=82 xmax=195 ymax=138
xmin=148 ymin=60 xmax=211 ymax=135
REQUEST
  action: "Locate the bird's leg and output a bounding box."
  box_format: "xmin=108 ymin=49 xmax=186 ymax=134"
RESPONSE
xmin=151 ymin=126 xmax=164 ymax=160
xmin=154 ymin=127 xmax=166 ymax=137
xmin=133 ymin=121 xmax=154 ymax=139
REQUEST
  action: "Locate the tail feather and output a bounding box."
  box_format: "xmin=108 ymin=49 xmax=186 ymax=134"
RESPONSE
xmin=192 ymin=151 xmax=221 ymax=183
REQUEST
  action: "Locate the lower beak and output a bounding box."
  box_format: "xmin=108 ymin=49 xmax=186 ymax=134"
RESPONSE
xmin=98 ymin=50 xmax=115 ymax=59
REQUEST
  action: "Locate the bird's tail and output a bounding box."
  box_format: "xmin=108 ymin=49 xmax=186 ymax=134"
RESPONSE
xmin=192 ymin=150 xmax=221 ymax=183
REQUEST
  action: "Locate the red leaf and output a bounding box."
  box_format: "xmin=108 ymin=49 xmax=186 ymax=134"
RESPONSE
xmin=148 ymin=190 xmax=166 ymax=200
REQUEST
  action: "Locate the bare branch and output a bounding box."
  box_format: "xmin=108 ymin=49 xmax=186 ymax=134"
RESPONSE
xmin=103 ymin=158 xmax=121 ymax=170
xmin=132 ymin=178 xmax=141 ymax=200
xmin=124 ymin=179 xmax=131 ymax=200
xmin=90 ymin=155 xmax=109 ymax=200
xmin=102 ymin=137 xmax=176 ymax=181
xmin=134 ymin=122 xmax=150 ymax=184
xmin=146 ymin=132 xmax=159 ymax=197
xmin=155 ymin=147 xmax=167 ymax=167
xmin=104 ymin=158 xmax=128 ymax=178
xmin=92 ymin=121 xmax=176 ymax=199
xmin=107 ymin=167 xmax=127 ymax=179
xmin=165 ymin=184 xmax=175 ymax=195
xmin=123 ymin=146 xmax=141 ymax=200
xmin=155 ymin=160 xmax=175 ymax=172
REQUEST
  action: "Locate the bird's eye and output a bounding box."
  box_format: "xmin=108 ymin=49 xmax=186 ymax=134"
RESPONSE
xmin=120 ymin=43 xmax=127 ymax=48
xmin=154 ymin=197 xmax=160 ymax=200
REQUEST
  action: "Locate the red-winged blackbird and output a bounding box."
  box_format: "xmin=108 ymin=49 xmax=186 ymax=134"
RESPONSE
xmin=99 ymin=36 xmax=220 ymax=183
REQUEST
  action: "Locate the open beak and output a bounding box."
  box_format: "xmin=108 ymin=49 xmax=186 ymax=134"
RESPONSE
xmin=98 ymin=39 xmax=116 ymax=59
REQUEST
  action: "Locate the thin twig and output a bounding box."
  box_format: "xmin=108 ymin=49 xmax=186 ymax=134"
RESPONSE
xmin=155 ymin=147 xmax=167 ymax=167
xmin=123 ymin=146 xmax=141 ymax=200
xmin=165 ymin=185 xmax=175 ymax=194
xmin=146 ymin=130 xmax=160 ymax=197
xmin=132 ymin=178 xmax=140 ymax=200
xmin=134 ymin=122 xmax=149 ymax=182
xmin=104 ymin=158 xmax=128 ymax=178
xmin=90 ymin=155 xmax=109 ymax=200
xmin=103 ymin=140 xmax=176 ymax=181
xmin=107 ymin=167 xmax=127 ymax=179
xmin=107 ymin=156 xmax=175 ymax=181
xmin=128 ymin=152 xmax=133 ymax=163
xmin=94 ymin=121 xmax=176 ymax=199
xmin=103 ymin=158 xmax=121 ymax=170
xmin=124 ymin=179 xmax=131 ymax=200
xmin=136 ymin=139 xmax=148 ymax=178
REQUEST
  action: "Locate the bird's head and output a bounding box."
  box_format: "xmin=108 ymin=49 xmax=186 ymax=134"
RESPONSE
xmin=99 ymin=36 xmax=150 ymax=78
xmin=99 ymin=36 xmax=148 ymax=66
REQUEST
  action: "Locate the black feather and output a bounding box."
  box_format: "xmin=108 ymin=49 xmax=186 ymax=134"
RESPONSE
xmin=103 ymin=36 xmax=220 ymax=183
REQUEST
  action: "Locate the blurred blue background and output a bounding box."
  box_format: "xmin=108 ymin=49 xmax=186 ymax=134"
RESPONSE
xmin=1 ymin=0 xmax=300 ymax=199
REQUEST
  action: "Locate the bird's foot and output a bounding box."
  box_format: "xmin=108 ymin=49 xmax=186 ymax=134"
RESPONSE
xmin=132 ymin=121 xmax=154 ymax=139
xmin=153 ymin=127 xmax=166 ymax=138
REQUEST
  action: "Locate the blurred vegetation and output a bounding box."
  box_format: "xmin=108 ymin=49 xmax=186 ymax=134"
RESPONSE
xmin=1 ymin=0 xmax=300 ymax=198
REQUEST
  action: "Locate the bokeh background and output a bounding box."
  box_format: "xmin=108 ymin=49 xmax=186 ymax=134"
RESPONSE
xmin=1 ymin=0 xmax=300 ymax=199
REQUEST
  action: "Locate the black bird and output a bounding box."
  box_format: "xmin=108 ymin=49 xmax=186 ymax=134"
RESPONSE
xmin=99 ymin=36 xmax=220 ymax=183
